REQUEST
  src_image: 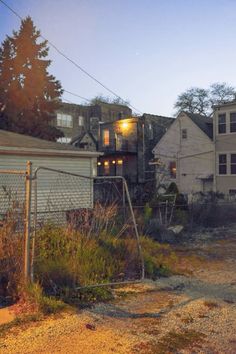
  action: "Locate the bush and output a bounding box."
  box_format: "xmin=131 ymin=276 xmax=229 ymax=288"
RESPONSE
xmin=141 ymin=236 xmax=178 ymax=279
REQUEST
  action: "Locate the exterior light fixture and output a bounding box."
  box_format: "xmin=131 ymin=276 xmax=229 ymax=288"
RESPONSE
xmin=97 ymin=162 xmax=101 ymax=166
xmin=112 ymin=160 xmax=116 ymax=164
xmin=104 ymin=161 xmax=109 ymax=166
xmin=117 ymin=159 xmax=123 ymax=165
xmin=121 ymin=121 xmax=128 ymax=130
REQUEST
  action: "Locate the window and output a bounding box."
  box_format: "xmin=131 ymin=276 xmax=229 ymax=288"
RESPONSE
xmin=78 ymin=116 xmax=84 ymax=126
xmin=104 ymin=161 xmax=110 ymax=175
xmin=169 ymin=161 xmax=176 ymax=178
xmin=218 ymin=114 xmax=226 ymax=134
xmin=57 ymin=113 xmax=73 ymax=128
xmin=116 ymin=159 xmax=123 ymax=176
xmin=231 ymin=154 xmax=236 ymax=174
xmin=103 ymin=129 xmax=110 ymax=146
xmin=149 ymin=124 xmax=153 ymax=139
xmin=219 ymin=154 xmax=227 ymax=174
xmin=181 ymin=129 xmax=187 ymax=139
xmin=229 ymin=189 xmax=236 ymax=200
xmin=57 ymin=137 xmax=71 ymax=144
xmin=230 ymin=113 xmax=236 ymax=133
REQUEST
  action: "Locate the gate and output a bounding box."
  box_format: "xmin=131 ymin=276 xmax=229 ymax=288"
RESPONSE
xmin=31 ymin=166 xmax=144 ymax=291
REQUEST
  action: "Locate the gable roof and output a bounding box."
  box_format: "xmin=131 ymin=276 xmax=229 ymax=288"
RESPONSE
xmin=184 ymin=112 xmax=213 ymax=139
xmin=71 ymin=131 xmax=97 ymax=146
xmin=0 ymin=129 xmax=100 ymax=157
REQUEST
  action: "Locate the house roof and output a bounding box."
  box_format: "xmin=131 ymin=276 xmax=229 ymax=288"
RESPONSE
xmin=185 ymin=112 xmax=213 ymax=139
xmin=0 ymin=129 xmax=101 ymax=157
xmin=142 ymin=113 xmax=174 ymax=122
xmin=71 ymin=131 xmax=97 ymax=146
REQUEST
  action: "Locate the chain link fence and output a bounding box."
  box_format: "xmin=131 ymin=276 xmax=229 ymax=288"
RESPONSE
xmin=31 ymin=167 xmax=144 ymax=291
xmin=0 ymin=170 xmax=26 ymax=298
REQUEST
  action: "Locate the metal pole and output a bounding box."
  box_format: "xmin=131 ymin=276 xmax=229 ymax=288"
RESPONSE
xmin=24 ymin=161 xmax=32 ymax=283
xmin=30 ymin=177 xmax=37 ymax=282
xmin=122 ymin=179 xmax=126 ymax=223
xmin=123 ymin=179 xmax=145 ymax=280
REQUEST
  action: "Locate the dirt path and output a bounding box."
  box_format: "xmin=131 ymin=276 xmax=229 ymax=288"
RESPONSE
xmin=1 ymin=232 xmax=236 ymax=354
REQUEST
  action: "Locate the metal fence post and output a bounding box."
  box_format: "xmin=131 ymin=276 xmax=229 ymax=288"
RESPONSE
xmin=24 ymin=161 xmax=32 ymax=282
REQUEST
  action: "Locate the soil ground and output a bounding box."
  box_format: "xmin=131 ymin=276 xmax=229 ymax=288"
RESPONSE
xmin=0 ymin=227 xmax=236 ymax=353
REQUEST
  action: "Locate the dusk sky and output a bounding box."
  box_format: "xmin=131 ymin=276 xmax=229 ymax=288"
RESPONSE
xmin=1 ymin=0 xmax=236 ymax=116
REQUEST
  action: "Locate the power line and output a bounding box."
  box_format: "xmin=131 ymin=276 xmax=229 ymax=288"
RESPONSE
xmin=0 ymin=0 xmax=143 ymax=115
xmin=64 ymin=90 xmax=91 ymax=103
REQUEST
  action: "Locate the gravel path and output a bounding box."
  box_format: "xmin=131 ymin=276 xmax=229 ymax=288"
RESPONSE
xmin=0 ymin=232 xmax=236 ymax=353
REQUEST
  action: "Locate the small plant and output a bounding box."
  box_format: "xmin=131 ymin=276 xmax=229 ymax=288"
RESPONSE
xmin=20 ymin=282 xmax=67 ymax=315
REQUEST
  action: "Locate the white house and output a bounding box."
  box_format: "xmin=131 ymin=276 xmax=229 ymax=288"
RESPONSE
xmin=152 ymin=112 xmax=214 ymax=197
xmin=0 ymin=130 xmax=101 ymax=223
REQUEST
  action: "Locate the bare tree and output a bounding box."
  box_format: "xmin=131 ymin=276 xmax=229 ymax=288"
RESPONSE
xmin=209 ymin=82 xmax=236 ymax=105
xmin=174 ymin=82 xmax=236 ymax=117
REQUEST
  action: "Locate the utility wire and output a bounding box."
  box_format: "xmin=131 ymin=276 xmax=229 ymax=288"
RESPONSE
xmin=0 ymin=0 xmax=143 ymax=115
xmin=64 ymin=90 xmax=91 ymax=103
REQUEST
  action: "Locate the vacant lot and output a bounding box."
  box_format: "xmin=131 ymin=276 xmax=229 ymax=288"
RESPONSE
xmin=1 ymin=227 xmax=236 ymax=353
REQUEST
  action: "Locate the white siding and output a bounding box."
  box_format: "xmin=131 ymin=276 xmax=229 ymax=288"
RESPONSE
xmin=153 ymin=113 xmax=214 ymax=195
xmin=0 ymin=154 xmax=94 ymax=224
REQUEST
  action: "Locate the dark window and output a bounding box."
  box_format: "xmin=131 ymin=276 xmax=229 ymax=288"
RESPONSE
xmin=169 ymin=161 xmax=176 ymax=178
xmin=218 ymin=114 xmax=226 ymax=134
xmin=229 ymin=189 xmax=236 ymax=196
xmin=230 ymin=113 xmax=236 ymax=132
xmin=182 ymin=129 xmax=187 ymax=139
xmin=219 ymin=154 xmax=227 ymax=174
xmin=231 ymin=154 xmax=236 ymax=174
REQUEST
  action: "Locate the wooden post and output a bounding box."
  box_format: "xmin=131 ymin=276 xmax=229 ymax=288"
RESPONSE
xmin=24 ymin=161 xmax=32 ymax=283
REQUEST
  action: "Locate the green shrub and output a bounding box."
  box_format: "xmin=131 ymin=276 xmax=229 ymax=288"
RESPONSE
xmin=25 ymin=282 xmax=66 ymax=315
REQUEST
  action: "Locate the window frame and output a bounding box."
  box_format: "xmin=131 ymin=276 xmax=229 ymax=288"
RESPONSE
xmin=218 ymin=113 xmax=226 ymax=134
xmin=169 ymin=161 xmax=177 ymax=179
xmin=57 ymin=113 xmax=73 ymax=128
xmin=103 ymin=129 xmax=110 ymax=146
xmin=230 ymin=153 xmax=236 ymax=174
xmin=218 ymin=154 xmax=227 ymax=175
xmin=230 ymin=113 xmax=236 ymax=133
xmin=181 ymin=128 xmax=187 ymax=139
xmin=78 ymin=116 xmax=84 ymax=127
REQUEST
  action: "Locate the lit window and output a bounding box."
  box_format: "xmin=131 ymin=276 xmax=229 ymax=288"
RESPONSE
xmin=230 ymin=113 xmax=236 ymax=133
xmin=218 ymin=114 xmax=226 ymax=134
xmin=219 ymin=154 xmax=227 ymax=174
xmin=231 ymin=154 xmax=236 ymax=174
xmin=181 ymin=129 xmax=187 ymax=139
xmin=78 ymin=116 xmax=84 ymax=126
xmin=57 ymin=113 xmax=73 ymax=128
xmin=103 ymin=129 xmax=110 ymax=146
xmin=169 ymin=161 xmax=176 ymax=178
xmin=116 ymin=159 xmax=123 ymax=175
xmin=104 ymin=160 xmax=110 ymax=175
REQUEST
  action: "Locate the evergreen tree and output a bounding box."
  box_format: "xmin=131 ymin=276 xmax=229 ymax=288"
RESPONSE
xmin=0 ymin=17 xmax=64 ymax=141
